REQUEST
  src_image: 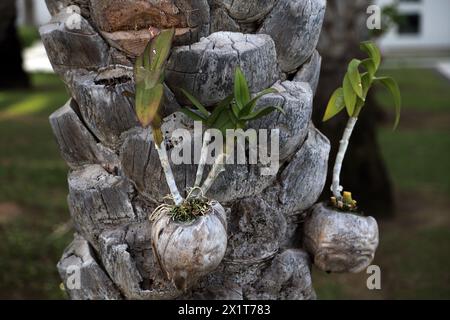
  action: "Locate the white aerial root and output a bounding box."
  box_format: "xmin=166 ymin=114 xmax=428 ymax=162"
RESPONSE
xmin=194 ymin=131 xmax=211 ymax=188
xmin=155 ymin=141 xmax=183 ymax=205
xmin=331 ymin=116 xmax=358 ymax=199
xmin=200 ymin=151 xmax=227 ymax=195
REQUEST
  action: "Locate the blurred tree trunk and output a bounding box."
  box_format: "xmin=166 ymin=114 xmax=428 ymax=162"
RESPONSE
xmin=24 ymin=0 xmax=36 ymax=26
xmin=0 ymin=0 xmax=30 ymax=89
xmin=314 ymin=0 xmax=395 ymax=218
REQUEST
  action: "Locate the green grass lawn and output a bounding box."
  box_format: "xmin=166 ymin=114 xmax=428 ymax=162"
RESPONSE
xmin=314 ymin=67 xmax=450 ymax=299
xmin=376 ymin=68 xmax=450 ymax=112
xmin=0 ymin=73 xmax=70 ymax=299
xmin=376 ymin=67 xmax=450 ymax=197
xmin=0 ymin=68 xmax=449 ymax=299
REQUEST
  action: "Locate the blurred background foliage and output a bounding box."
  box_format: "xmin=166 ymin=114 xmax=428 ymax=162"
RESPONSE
xmin=0 ymin=0 xmax=449 ymax=299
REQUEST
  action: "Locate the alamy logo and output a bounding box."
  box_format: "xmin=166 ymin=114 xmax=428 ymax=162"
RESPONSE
xmin=170 ymin=121 xmax=280 ymax=176
xmin=366 ymin=265 xmax=381 ymax=290
xmin=65 ymin=265 xmax=81 ymax=290
xmin=367 ymin=5 xmax=382 ymax=30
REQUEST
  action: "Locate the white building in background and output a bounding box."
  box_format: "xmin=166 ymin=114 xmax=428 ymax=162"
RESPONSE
xmin=376 ymin=0 xmax=450 ymax=52
xmin=16 ymin=0 xmax=51 ymax=26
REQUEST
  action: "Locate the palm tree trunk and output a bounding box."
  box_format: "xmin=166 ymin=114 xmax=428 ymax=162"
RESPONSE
xmin=23 ymin=0 xmax=35 ymax=26
xmin=41 ymin=0 xmax=354 ymax=300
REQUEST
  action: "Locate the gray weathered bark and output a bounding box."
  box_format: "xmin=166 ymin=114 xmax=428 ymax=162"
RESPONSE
xmin=41 ymin=0 xmax=377 ymax=300
xmin=303 ymin=203 xmax=379 ymax=273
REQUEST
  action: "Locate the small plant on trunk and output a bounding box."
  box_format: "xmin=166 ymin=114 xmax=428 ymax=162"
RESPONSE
xmin=322 ymin=41 xmax=401 ymax=211
xmin=303 ymin=41 xmax=401 ymax=274
xmin=134 ymin=28 xmax=225 ymax=291
xmin=180 ymin=67 xmax=283 ymax=196
xmin=134 ymin=28 xmax=183 ymax=206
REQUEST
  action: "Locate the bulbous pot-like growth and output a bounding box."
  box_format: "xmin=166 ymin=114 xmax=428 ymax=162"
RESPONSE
xmin=303 ymin=202 xmax=379 ymax=273
xmin=150 ymin=200 xmax=227 ymax=291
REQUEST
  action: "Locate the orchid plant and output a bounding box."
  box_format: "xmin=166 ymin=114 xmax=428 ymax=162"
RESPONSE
xmin=323 ymin=41 xmax=401 ymax=211
xmin=181 ymin=67 xmax=283 ymax=196
xmin=135 ymin=28 xmax=282 ymax=215
xmin=134 ymin=28 xmax=183 ymax=205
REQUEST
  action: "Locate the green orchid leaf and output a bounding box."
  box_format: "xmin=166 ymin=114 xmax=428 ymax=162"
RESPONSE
xmin=135 ymin=83 xmax=164 ymax=129
xmin=361 ymin=72 xmax=372 ymax=97
xmin=240 ymin=88 xmax=278 ymax=117
xmin=180 ymin=88 xmax=209 ymax=117
xmin=148 ymin=28 xmax=175 ymax=73
xmin=214 ymin=110 xmax=235 ymax=134
xmin=234 ymin=67 xmax=251 ymax=109
xmin=227 ymin=109 xmax=239 ymax=126
xmin=240 ymin=105 xmax=283 ymax=121
xmin=347 ymin=59 xmax=364 ymax=98
xmin=323 ymin=87 xmax=345 ymax=122
xmin=206 ymin=95 xmax=233 ymax=128
xmin=135 ymin=28 xmax=175 ymax=90
xmin=343 ymin=73 xmax=357 ymax=116
xmin=134 ymin=28 xmax=177 ymax=148
xmin=134 ymin=54 xmax=144 ymax=80
xmin=180 ymin=108 xmax=208 ymax=122
xmin=375 ymin=76 xmax=402 ymax=129
xmin=360 ymin=41 xmax=381 ymax=69
xmin=231 ymin=102 xmax=240 ymax=118
xmin=361 ymin=58 xmax=376 ymax=78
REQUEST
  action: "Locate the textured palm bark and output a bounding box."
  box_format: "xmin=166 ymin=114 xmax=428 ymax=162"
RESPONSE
xmin=303 ymin=203 xmax=379 ymax=273
xmin=38 ymin=0 xmax=378 ymax=300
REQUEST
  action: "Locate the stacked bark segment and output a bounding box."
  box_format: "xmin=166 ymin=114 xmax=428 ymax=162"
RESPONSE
xmin=43 ymin=0 xmax=329 ymax=300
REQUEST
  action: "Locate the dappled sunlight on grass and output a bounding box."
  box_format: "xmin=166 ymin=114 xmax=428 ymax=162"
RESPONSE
xmin=0 ymin=94 xmax=57 ymax=120
xmin=0 ymin=73 xmax=68 ymax=120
